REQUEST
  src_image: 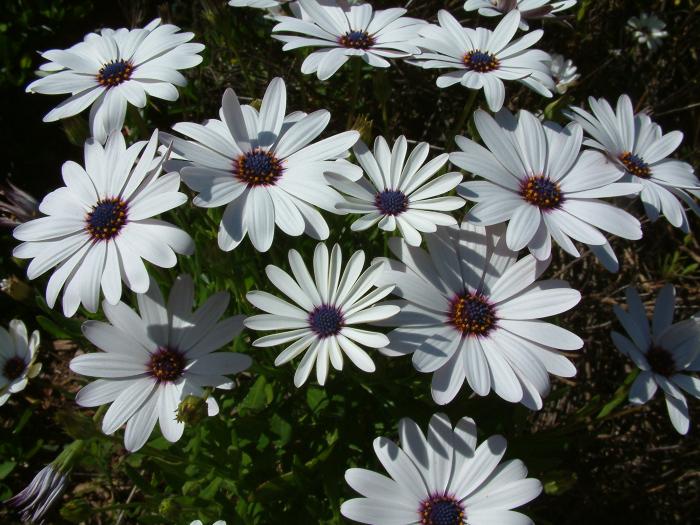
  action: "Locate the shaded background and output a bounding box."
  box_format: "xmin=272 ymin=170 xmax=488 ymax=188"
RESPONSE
xmin=1 ymin=0 xmax=699 ymax=523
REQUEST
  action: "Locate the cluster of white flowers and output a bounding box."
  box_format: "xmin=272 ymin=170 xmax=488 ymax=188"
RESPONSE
xmin=6 ymin=1 xmax=700 ymax=523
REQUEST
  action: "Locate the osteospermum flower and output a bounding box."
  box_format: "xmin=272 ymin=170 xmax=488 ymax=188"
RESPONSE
xmin=330 ymin=136 xmax=464 ymax=246
xmin=464 ymin=0 xmax=577 ymax=30
xmin=26 ymin=19 xmax=204 ymax=143
xmin=453 ymin=108 xmax=642 ymax=270
xmin=271 ymin=0 xmax=425 ymax=80
xmin=70 ymin=275 xmax=251 ymax=452
xmin=612 ymin=284 xmax=700 ymax=435
xmin=411 ymin=10 xmax=554 ymax=112
xmin=162 ymin=77 xmax=360 ymax=252
xmin=627 ymin=13 xmax=668 ymax=51
xmin=341 ymin=413 xmax=542 ymax=524
xmin=6 ymin=465 xmax=68 ymax=524
xmin=375 ymin=223 xmax=582 ymax=407
xmin=567 ymin=95 xmax=700 ymax=232
xmin=13 ymin=130 xmax=193 ymax=317
xmin=549 ymin=53 xmax=580 ymax=94
xmin=245 ymin=242 xmax=399 ymax=387
xmin=0 ymin=181 xmax=38 ymax=229
xmin=0 ymin=320 xmax=41 ymax=406
xmin=190 ymin=521 xmax=226 ymax=525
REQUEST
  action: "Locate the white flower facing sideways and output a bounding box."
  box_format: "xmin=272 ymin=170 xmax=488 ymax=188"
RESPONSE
xmin=162 ymin=77 xmax=361 ymax=253
xmin=329 ymin=136 xmax=464 ymax=246
xmin=245 ymin=242 xmax=399 ymax=387
xmin=70 ymin=275 xmax=252 ymax=452
xmin=13 ymin=130 xmax=193 ymax=317
xmin=26 ymin=19 xmax=204 ymax=143
xmin=549 ymin=53 xmax=580 ymax=94
xmin=627 ymin=13 xmax=668 ymax=51
xmin=271 ymin=0 xmax=425 ymax=80
xmin=411 ymin=10 xmax=554 ymax=112
xmin=612 ymin=284 xmax=700 ymax=435
xmin=0 ymin=320 xmax=41 ymax=406
xmin=341 ymin=413 xmax=542 ymax=525
xmin=375 ymin=223 xmax=582 ymax=407
xmin=190 ymin=521 xmax=226 ymax=525
xmin=464 ymin=0 xmax=577 ymax=30
xmin=567 ymin=95 xmax=700 ymax=232
xmin=453 ymin=108 xmax=643 ymax=271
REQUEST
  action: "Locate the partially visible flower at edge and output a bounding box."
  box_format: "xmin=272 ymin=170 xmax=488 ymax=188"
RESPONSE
xmin=0 ymin=319 xmax=41 ymax=406
xmin=0 ymin=181 xmax=39 ymax=228
xmin=549 ymin=53 xmax=580 ymax=94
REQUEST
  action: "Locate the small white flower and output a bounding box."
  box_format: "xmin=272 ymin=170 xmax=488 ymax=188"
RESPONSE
xmin=271 ymin=0 xmax=425 ymax=80
xmin=567 ymin=94 xmax=700 ymax=232
xmin=464 ymin=0 xmax=578 ymax=30
xmin=245 ymin=242 xmax=399 ymax=387
xmin=229 ymin=0 xmax=286 ymax=7
xmin=6 ymin=465 xmax=68 ymax=523
xmin=190 ymin=521 xmax=226 ymax=525
xmin=549 ymin=53 xmax=580 ymax=94
xmin=627 ymin=13 xmax=668 ymax=51
xmin=26 ymin=19 xmax=204 ymax=143
xmin=163 ymin=77 xmax=360 ymax=253
xmin=329 ymin=136 xmax=464 ymax=246
xmin=13 ymin=130 xmax=193 ymax=317
xmin=341 ymin=413 xmax=542 ymax=525
xmin=375 ymin=223 xmax=582 ymax=407
xmin=411 ymin=10 xmax=554 ymax=111
xmin=453 ymin=108 xmax=642 ymax=270
xmin=0 ymin=320 xmax=41 ymax=406
xmin=70 ymin=275 xmax=252 ymax=452
xmin=612 ymin=284 xmax=700 ymax=435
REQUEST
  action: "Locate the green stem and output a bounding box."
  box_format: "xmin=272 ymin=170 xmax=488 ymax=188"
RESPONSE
xmin=449 ymin=89 xmax=479 ymax=147
xmin=347 ymin=59 xmax=363 ymax=128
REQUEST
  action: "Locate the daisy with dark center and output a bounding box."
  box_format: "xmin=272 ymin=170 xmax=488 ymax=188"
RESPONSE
xmin=70 ymin=275 xmax=252 ymax=452
xmin=330 ymin=136 xmax=464 ymax=247
xmin=375 ymin=223 xmax=582 ymax=407
xmin=0 ymin=320 xmax=41 ymax=406
xmin=162 ymin=77 xmax=361 ymax=253
xmin=271 ymin=0 xmax=425 ymax=80
xmin=341 ymin=413 xmax=542 ymax=525
xmin=410 ymin=10 xmax=554 ymax=112
xmin=568 ymin=95 xmax=700 ymax=231
xmin=464 ymin=0 xmax=578 ymax=30
xmin=452 ymin=108 xmax=643 ymax=271
xmin=245 ymin=243 xmax=399 ymax=387
xmin=26 ymin=19 xmax=203 ymax=143
xmin=612 ymin=284 xmax=700 ymax=435
xmin=13 ymin=130 xmax=193 ymax=317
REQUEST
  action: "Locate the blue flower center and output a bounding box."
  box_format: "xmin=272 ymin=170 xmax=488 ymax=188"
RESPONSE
xmin=463 ymin=50 xmax=499 ymax=72
xmin=420 ymin=495 xmax=465 ymax=525
xmin=339 ymin=30 xmax=374 ymax=49
xmin=646 ymin=345 xmax=676 ymax=376
xmin=148 ymin=348 xmax=186 ymax=383
xmin=97 ymin=59 xmax=133 ymax=87
xmin=308 ymin=305 xmax=344 ymax=338
xmin=375 ymin=189 xmax=408 ymax=216
xmin=620 ymin=152 xmax=651 ymax=179
xmin=521 ymin=175 xmax=563 ymax=210
xmin=86 ymin=198 xmax=128 ymax=241
xmin=450 ymin=293 xmax=496 ymax=337
xmin=3 ymin=356 xmax=26 ymax=381
xmin=235 ymin=149 xmax=283 ymax=186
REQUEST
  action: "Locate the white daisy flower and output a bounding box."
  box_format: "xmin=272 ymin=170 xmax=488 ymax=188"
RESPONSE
xmin=6 ymin=464 xmax=68 ymax=523
xmin=0 ymin=320 xmax=41 ymax=406
xmin=271 ymin=0 xmax=425 ymax=80
xmin=229 ymin=0 xmax=286 ymax=7
xmin=410 ymin=10 xmax=554 ymax=112
xmin=70 ymin=275 xmax=252 ymax=452
xmin=341 ymin=413 xmax=542 ymax=525
xmin=329 ymin=136 xmax=464 ymax=246
xmin=375 ymin=223 xmax=582 ymax=407
xmin=162 ymin=77 xmax=361 ymax=253
xmin=453 ymin=108 xmax=643 ymax=270
xmin=26 ymin=19 xmax=204 ymax=143
xmin=549 ymin=53 xmax=580 ymax=94
xmin=12 ymin=130 xmax=194 ymax=317
xmin=464 ymin=0 xmax=577 ymax=30
xmin=190 ymin=521 xmax=226 ymax=525
xmin=627 ymin=13 xmax=668 ymax=51
xmin=567 ymin=94 xmax=700 ymax=232
xmin=245 ymin=242 xmax=399 ymax=387
xmin=612 ymin=284 xmax=700 ymax=435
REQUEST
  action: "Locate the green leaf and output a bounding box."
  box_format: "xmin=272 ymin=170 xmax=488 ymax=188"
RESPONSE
xmin=239 ymin=376 xmax=272 ymax=412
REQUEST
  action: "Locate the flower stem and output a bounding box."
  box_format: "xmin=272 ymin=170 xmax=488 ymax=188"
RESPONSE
xmin=449 ymin=89 xmax=479 ymax=147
